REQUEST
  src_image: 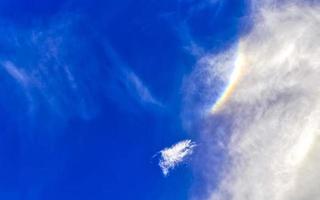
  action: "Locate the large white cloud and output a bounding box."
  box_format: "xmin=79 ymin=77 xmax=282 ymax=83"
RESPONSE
xmin=186 ymin=1 xmax=320 ymax=200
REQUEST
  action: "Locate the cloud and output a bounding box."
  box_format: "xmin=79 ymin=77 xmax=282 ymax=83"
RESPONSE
xmin=0 ymin=15 xmax=100 ymax=125
xmin=184 ymin=1 xmax=320 ymax=200
xmin=102 ymin=42 xmax=163 ymax=108
xmin=0 ymin=12 xmax=162 ymax=131
xmin=123 ymin=69 xmax=162 ymax=106
xmin=2 ymin=61 xmax=30 ymax=85
xmin=158 ymin=139 xmax=196 ymax=176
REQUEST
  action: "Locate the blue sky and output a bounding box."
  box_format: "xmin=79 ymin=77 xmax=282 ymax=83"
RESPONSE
xmin=0 ymin=0 xmax=250 ymax=199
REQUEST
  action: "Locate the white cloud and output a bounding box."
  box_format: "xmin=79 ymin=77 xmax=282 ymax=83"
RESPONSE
xmin=0 ymin=16 xmax=99 ymax=121
xmin=159 ymin=139 xmax=196 ymax=176
xmin=185 ymin=1 xmax=320 ymax=200
xmin=123 ymin=68 xmax=163 ymax=107
xmin=102 ymin=42 xmax=163 ymax=108
xmin=2 ymin=61 xmax=30 ymax=85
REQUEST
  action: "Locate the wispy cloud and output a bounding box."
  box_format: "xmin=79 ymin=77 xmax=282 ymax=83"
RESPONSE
xmin=185 ymin=1 xmax=320 ymax=200
xmin=103 ymin=42 xmax=163 ymax=108
xmin=0 ymin=15 xmax=99 ymax=124
xmin=2 ymin=61 xmax=30 ymax=86
xmin=122 ymin=68 xmax=162 ymax=107
xmin=158 ymin=139 xmax=196 ymax=176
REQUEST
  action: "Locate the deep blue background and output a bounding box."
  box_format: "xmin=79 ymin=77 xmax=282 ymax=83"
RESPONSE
xmin=0 ymin=0 xmax=248 ymax=199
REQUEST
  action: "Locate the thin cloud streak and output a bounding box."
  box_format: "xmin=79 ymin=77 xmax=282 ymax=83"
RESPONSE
xmin=2 ymin=61 xmax=30 ymax=85
xmin=123 ymin=69 xmax=162 ymax=106
xmin=103 ymin=42 xmax=163 ymax=108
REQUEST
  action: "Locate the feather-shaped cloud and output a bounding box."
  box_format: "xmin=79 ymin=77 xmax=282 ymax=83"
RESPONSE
xmin=159 ymin=140 xmax=196 ymax=176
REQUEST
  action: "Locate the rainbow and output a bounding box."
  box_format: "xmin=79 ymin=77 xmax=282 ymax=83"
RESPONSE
xmin=210 ymin=45 xmax=246 ymax=114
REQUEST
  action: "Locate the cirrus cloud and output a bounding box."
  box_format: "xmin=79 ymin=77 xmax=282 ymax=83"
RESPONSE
xmin=158 ymin=139 xmax=196 ymax=176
